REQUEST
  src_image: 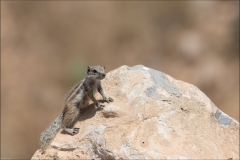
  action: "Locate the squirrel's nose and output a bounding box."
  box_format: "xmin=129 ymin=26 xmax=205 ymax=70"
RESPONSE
xmin=102 ymin=73 xmax=106 ymax=77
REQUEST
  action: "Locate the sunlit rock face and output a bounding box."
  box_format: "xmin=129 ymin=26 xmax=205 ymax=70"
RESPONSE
xmin=32 ymin=65 xmax=239 ymax=159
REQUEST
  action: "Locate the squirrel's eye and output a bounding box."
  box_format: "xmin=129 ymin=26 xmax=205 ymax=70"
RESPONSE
xmin=93 ymin=70 xmax=97 ymax=73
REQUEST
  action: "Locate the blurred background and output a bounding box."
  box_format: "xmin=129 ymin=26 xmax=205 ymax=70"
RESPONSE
xmin=1 ymin=1 xmax=239 ymax=158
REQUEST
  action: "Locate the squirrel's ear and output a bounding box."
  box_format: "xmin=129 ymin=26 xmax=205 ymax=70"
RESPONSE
xmin=104 ymin=66 xmax=105 ymax=69
xmin=87 ymin=66 xmax=90 ymax=73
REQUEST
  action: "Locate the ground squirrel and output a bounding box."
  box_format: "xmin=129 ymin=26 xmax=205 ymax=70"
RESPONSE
xmin=40 ymin=65 xmax=114 ymax=150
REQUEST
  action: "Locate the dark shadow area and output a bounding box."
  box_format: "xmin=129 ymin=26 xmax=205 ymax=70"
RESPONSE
xmin=60 ymin=101 xmax=104 ymax=135
xmin=78 ymin=102 xmax=104 ymax=122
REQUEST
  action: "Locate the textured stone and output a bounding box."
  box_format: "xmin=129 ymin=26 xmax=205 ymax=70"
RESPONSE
xmin=32 ymin=65 xmax=239 ymax=159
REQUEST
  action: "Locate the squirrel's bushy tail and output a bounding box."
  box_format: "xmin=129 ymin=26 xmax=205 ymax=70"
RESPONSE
xmin=40 ymin=113 xmax=63 ymax=150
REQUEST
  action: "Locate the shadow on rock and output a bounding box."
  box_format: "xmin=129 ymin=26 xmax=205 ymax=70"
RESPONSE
xmin=78 ymin=102 xmax=104 ymax=122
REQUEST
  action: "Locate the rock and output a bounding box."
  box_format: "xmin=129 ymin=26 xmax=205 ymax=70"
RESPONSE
xmin=32 ymin=65 xmax=239 ymax=159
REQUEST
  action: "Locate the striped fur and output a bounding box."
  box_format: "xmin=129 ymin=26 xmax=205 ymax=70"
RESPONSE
xmin=40 ymin=65 xmax=111 ymax=150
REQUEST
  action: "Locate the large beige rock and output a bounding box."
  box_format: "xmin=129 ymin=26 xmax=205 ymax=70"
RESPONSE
xmin=32 ymin=65 xmax=239 ymax=159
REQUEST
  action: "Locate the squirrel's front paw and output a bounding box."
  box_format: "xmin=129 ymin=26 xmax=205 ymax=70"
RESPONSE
xmin=105 ymin=97 xmax=114 ymax=103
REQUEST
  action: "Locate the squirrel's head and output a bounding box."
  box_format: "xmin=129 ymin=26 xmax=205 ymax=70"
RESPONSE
xmin=87 ymin=65 xmax=106 ymax=80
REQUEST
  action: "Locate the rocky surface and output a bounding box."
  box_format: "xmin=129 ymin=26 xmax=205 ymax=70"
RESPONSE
xmin=32 ymin=65 xmax=239 ymax=159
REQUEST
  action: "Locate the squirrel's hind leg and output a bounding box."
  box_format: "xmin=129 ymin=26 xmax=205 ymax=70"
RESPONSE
xmin=62 ymin=104 xmax=80 ymax=135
